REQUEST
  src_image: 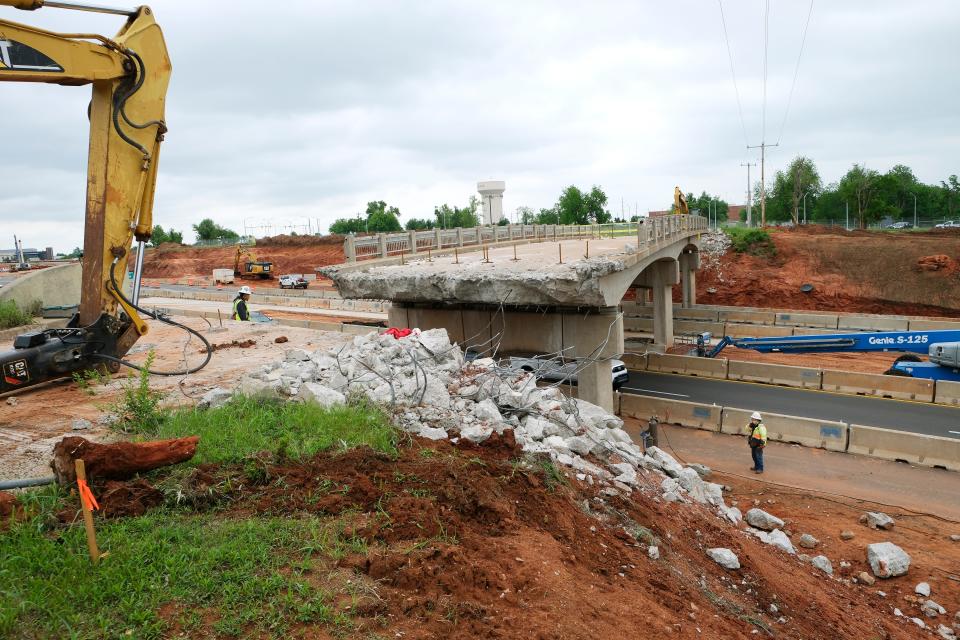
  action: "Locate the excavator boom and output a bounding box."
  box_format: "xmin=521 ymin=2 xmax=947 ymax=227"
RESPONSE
xmin=0 ymin=1 xmax=177 ymax=394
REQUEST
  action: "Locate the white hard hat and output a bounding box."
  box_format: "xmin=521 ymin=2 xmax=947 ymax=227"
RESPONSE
xmin=238 ymin=285 xmax=252 ymax=295
xmin=750 ymin=411 xmax=762 ymax=421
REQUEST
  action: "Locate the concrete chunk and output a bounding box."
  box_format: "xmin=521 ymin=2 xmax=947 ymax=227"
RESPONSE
xmin=707 ymin=548 xmax=740 ymax=570
xmin=298 ymin=383 xmax=346 ymax=407
xmin=646 ymin=446 xmax=683 ymax=478
xmin=865 ymin=511 xmax=895 ymax=530
xmin=867 ymin=542 xmax=911 ymax=578
xmin=811 ymin=555 xmax=833 ymax=575
xmin=745 ymin=508 xmax=785 ymax=531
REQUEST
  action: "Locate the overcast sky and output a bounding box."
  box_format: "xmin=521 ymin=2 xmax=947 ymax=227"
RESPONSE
xmin=1 ymin=0 xmax=957 ymax=251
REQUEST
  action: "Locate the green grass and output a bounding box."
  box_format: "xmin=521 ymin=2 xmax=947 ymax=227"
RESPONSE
xmin=0 ymin=495 xmax=366 ymax=639
xmin=0 ymin=300 xmax=35 ymax=330
xmin=138 ymin=395 xmax=397 ymax=465
xmin=724 ymin=227 xmax=776 ymax=257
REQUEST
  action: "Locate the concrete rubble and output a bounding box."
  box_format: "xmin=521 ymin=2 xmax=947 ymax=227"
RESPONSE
xmin=864 ymin=511 xmax=895 ymax=530
xmin=798 ymin=533 xmax=819 ymax=549
xmin=745 ymin=508 xmax=785 ymax=531
xmin=916 ymin=582 xmax=931 ymax=597
xmin=866 ymin=542 xmax=911 ymax=578
xmin=707 ymin=548 xmax=740 ymax=570
xmin=224 ymin=328 xmax=742 ymax=522
xmin=810 ymin=555 xmax=833 ymax=575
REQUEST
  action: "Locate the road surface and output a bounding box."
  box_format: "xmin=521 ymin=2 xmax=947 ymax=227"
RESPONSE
xmin=622 ymin=370 xmax=960 ymax=439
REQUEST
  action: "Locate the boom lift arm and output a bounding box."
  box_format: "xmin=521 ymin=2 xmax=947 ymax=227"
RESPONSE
xmin=0 ymin=1 xmax=208 ymax=394
xmin=696 ymin=330 xmax=960 ymax=381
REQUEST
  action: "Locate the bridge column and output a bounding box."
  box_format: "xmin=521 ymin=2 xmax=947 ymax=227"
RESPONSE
xmin=636 ymin=260 xmax=679 ymax=350
xmin=679 ymin=250 xmax=700 ymax=309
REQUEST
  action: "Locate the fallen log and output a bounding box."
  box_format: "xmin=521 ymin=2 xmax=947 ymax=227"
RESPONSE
xmin=51 ymin=436 xmax=199 ymax=485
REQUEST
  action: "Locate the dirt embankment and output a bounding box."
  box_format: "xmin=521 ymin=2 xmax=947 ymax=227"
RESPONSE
xmin=85 ymin=434 xmax=926 ymax=639
xmin=142 ymin=234 xmax=345 ymax=279
xmin=686 ymin=227 xmax=960 ymax=318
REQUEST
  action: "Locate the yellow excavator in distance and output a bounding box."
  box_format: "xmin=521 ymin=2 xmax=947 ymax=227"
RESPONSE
xmin=673 ymin=186 xmax=690 ymax=215
xmin=234 ymin=244 xmax=274 ymax=280
xmin=0 ymin=0 xmax=210 ymax=394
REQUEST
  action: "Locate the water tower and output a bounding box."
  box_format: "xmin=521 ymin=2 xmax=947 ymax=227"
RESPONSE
xmin=477 ymin=180 xmax=505 ymax=225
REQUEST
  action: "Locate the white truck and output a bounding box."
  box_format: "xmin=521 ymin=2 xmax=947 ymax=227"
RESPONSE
xmin=212 ymin=268 xmax=235 ymax=285
xmin=500 ymin=351 xmax=629 ymax=390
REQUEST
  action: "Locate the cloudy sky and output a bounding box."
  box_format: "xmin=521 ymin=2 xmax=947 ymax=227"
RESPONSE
xmin=1 ymin=0 xmax=957 ymax=251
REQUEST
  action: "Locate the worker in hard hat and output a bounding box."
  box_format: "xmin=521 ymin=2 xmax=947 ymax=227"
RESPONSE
xmin=746 ymin=411 xmax=767 ymax=474
xmin=233 ymin=285 xmax=252 ymax=321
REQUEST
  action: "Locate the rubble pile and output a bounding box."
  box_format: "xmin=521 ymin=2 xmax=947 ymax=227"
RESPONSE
xmin=209 ymin=329 xmax=748 ymax=518
xmin=699 ymin=230 xmax=732 ymax=285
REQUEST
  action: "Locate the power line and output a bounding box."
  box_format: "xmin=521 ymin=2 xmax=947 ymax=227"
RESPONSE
xmin=761 ymin=0 xmax=770 ymax=143
xmin=717 ymin=0 xmax=749 ymax=148
xmin=776 ymin=0 xmax=815 ymax=145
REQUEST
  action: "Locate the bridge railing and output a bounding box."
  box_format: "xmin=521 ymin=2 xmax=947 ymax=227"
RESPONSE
xmin=343 ymin=215 xmax=707 ymax=262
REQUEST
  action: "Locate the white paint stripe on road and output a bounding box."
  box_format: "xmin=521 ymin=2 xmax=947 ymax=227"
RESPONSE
xmin=622 ymin=387 xmax=690 ymax=398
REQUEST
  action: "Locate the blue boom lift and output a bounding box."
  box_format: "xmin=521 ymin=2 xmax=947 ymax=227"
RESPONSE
xmin=695 ymin=329 xmax=960 ymax=381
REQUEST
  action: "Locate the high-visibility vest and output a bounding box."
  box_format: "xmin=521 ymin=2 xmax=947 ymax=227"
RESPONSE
xmin=233 ymin=297 xmax=245 ymax=321
xmin=749 ymin=422 xmax=767 ymax=443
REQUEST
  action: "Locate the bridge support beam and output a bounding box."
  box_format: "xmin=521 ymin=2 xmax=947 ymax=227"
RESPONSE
xmin=386 ymin=304 xmax=623 ymax=413
xmin=679 ymin=250 xmax=699 ymax=309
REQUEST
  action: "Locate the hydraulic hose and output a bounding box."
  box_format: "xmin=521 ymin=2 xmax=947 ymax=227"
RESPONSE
xmin=99 ymin=258 xmax=213 ymax=376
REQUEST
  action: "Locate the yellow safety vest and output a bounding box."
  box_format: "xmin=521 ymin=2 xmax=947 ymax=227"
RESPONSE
xmin=749 ymin=422 xmax=767 ymax=444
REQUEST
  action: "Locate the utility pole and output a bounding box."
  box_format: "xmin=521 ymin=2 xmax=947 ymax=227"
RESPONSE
xmin=845 ymin=201 xmax=849 ymax=230
xmin=746 ymin=142 xmax=778 ymax=226
xmin=910 ymin=192 xmax=917 ymax=227
xmin=740 ymin=162 xmax=756 ymax=226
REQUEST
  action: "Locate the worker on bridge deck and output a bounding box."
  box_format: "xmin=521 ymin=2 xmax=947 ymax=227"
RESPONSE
xmin=233 ymin=286 xmax=252 ymax=321
xmin=746 ymin=411 xmax=767 ymax=474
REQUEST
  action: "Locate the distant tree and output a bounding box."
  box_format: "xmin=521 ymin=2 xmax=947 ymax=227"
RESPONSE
xmin=150 ymin=225 xmax=183 ymax=246
xmin=687 ymin=191 xmax=730 ymax=222
xmin=515 ymin=206 xmax=535 ymax=225
xmin=65 ymin=247 xmax=83 ymax=259
xmin=433 ymin=201 xmax=480 ymax=229
xmin=535 ymin=207 xmax=560 ymax=225
xmin=941 ymin=175 xmax=960 ymax=219
xmin=329 ymin=200 xmax=403 ymax=234
xmin=838 ymin=164 xmax=892 ymax=228
xmin=193 ymin=218 xmax=240 ymax=242
xmin=496 ymin=218 xmax=509 ymax=226
xmin=329 ymin=218 xmax=365 ymax=234
xmin=556 ymin=185 xmax=611 ymax=224
xmin=405 ymin=217 xmax=435 ymax=230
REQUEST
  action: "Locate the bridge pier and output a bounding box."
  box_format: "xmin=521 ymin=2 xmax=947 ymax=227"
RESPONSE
xmin=635 ymin=259 xmax=678 ymax=350
xmin=680 ymin=250 xmax=699 ymax=309
xmin=387 ymin=304 xmax=624 ymax=412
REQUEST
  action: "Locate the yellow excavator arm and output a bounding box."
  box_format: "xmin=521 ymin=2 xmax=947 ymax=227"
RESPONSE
xmin=0 ymin=1 xmax=185 ymax=394
xmin=673 ymin=186 xmax=689 ymax=215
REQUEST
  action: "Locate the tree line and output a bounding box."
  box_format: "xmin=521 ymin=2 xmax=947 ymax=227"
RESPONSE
xmin=755 ymin=157 xmax=960 ymax=228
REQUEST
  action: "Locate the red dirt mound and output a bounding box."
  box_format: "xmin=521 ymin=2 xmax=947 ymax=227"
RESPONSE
xmin=685 ymin=228 xmax=960 ymax=317
xmin=142 ymin=236 xmax=346 ymax=279
xmin=105 ymin=435 xmax=921 ymax=639
xmin=915 ymin=254 xmax=958 ymax=273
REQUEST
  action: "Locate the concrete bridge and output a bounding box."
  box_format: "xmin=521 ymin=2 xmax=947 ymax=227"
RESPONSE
xmin=322 ymin=215 xmax=707 ymax=410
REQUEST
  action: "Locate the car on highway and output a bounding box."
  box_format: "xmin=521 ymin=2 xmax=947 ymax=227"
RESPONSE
xmin=502 ymin=351 xmax=629 ymax=390
xmin=935 ymin=221 xmax=960 ymax=229
xmin=278 ymin=274 xmax=309 ymax=289
xmin=885 ymin=221 xmax=912 ymax=230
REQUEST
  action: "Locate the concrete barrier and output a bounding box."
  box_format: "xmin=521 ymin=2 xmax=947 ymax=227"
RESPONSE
xmin=675 ymin=320 xmax=725 ymax=336
xmin=717 ymin=309 xmax=776 ymax=325
xmin=674 ymin=308 xmax=720 ymax=322
xmin=934 ymin=379 xmax=960 ymax=406
xmin=620 ymin=394 xmax=721 ymax=431
xmin=775 ymin=312 xmax=839 ymax=329
xmin=621 ymin=353 xmax=647 ymax=371
xmin=838 ymin=315 xmax=910 ymax=332
xmin=720 ymin=406 xmax=848 ymax=452
xmin=907 ymin=319 xmax=960 ymax=331
xmin=645 ymin=353 xmax=728 ymax=379
xmin=623 ymin=317 xmax=654 ymax=332
xmin=821 ymin=369 xmax=934 ymax=402
xmin=0 ymin=263 xmax=81 ymax=309
xmin=727 ymin=360 xmax=822 ymax=388
xmin=848 ymin=424 xmax=960 ymax=471
xmin=791 ymin=327 xmax=847 ymax=336
xmin=723 ymin=323 xmax=794 ymax=338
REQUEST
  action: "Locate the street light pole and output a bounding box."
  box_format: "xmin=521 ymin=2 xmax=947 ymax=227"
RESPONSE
xmin=802 ymin=191 xmax=811 ymax=225
xmin=910 ymin=192 xmax=917 ymax=227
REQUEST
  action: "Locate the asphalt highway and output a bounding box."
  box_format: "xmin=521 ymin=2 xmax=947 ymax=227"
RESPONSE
xmin=622 ymin=370 xmax=960 ymax=439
